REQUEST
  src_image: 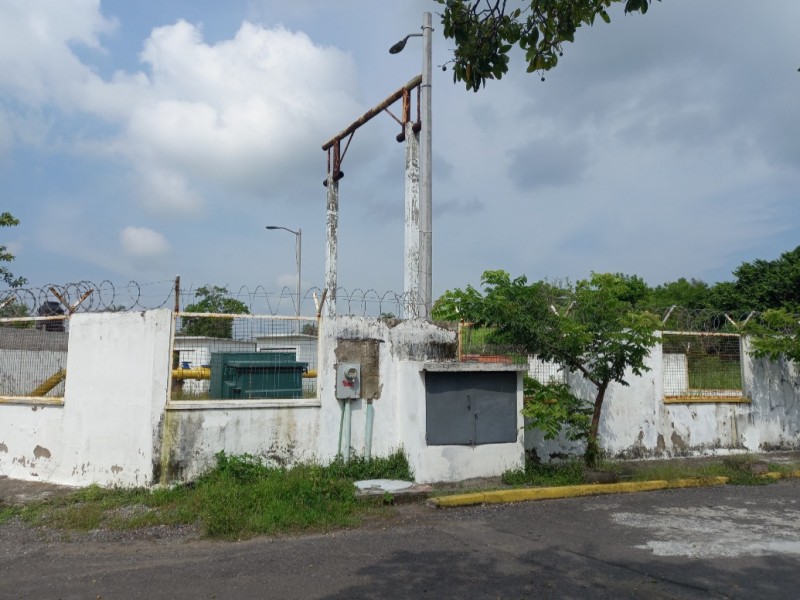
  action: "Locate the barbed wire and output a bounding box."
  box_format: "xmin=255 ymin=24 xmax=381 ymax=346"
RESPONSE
xmin=0 ymin=280 xmax=429 ymax=319
xmin=5 ymin=281 xmax=793 ymax=330
xmin=654 ymin=306 xmax=749 ymax=333
xmin=0 ymin=280 xmax=175 ymax=315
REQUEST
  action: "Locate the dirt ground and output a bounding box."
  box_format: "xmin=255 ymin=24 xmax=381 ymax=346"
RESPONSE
xmin=0 ymin=474 xmax=79 ymax=507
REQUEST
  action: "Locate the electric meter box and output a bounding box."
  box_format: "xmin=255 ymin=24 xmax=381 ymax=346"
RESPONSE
xmin=336 ymin=362 xmax=361 ymax=399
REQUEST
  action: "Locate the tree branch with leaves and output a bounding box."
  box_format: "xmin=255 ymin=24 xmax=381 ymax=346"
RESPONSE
xmin=1 ymin=212 xmax=27 ymax=289
xmin=435 ymin=0 xmax=658 ymax=91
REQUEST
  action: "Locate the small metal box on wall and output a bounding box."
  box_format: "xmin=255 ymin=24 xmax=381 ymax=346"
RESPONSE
xmin=335 ymin=362 xmax=361 ymax=399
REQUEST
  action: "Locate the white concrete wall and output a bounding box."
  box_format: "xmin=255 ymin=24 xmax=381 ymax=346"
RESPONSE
xmin=6 ymin=308 xmax=798 ymax=488
xmin=525 ymin=337 xmax=800 ymax=461
xmin=0 ymin=310 xmax=173 ymax=486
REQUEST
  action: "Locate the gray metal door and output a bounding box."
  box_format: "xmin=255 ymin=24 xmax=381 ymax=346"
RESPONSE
xmin=425 ymin=371 xmax=517 ymax=446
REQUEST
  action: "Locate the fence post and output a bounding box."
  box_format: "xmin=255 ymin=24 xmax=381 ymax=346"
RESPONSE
xmin=174 ymin=275 xmax=181 ymax=313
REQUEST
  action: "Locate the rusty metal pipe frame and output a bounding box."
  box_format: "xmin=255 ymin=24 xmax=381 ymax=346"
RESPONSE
xmin=323 ymin=75 xmax=422 ymax=185
xmin=321 ymin=74 xmax=422 ymax=152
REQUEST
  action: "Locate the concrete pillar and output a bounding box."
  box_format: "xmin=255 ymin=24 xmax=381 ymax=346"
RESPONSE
xmin=403 ymin=121 xmax=421 ymax=318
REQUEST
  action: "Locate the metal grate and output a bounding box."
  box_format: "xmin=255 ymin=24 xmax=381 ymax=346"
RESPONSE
xmin=171 ymin=314 xmax=318 ymax=401
xmin=0 ymin=318 xmax=70 ymax=399
xmin=527 ymin=356 xmax=566 ymax=385
xmin=662 ymin=332 xmax=743 ymax=399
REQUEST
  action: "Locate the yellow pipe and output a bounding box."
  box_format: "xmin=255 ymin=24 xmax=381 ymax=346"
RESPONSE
xmin=30 ymin=369 xmax=66 ymax=397
xmin=171 ymin=368 xmax=318 ymax=381
xmin=172 ymin=367 xmax=211 ymax=381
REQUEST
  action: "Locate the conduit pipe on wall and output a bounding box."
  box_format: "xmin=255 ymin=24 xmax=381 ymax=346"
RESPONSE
xmin=365 ymin=400 xmax=374 ymax=461
xmin=341 ymin=399 xmax=352 ymax=463
xmin=337 ymin=399 xmax=345 ymax=458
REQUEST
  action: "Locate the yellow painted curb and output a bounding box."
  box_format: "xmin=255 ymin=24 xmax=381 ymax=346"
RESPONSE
xmin=763 ymin=469 xmax=800 ymax=480
xmin=430 ymin=477 xmax=730 ymax=508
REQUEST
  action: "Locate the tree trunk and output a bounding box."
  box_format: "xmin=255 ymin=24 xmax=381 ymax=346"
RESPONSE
xmin=585 ymin=380 xmax=609 ymax=468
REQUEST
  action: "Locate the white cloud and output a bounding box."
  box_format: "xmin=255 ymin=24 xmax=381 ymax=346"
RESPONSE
xmin=122 ymin=20 xmax=361 ymax=209
xmin=119 ymin=226 xmax=170 ymax=258
xmin=138 ymin=169 xmax=203 ymax=215
xmin=0 ymin=0 xmax=116 ymax=105
xmin=0 ymin=4 xmax=363 ymax=213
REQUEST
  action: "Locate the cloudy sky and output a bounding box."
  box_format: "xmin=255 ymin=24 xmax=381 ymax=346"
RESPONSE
xmin=2 ymin=0 xmax=799 ymax=311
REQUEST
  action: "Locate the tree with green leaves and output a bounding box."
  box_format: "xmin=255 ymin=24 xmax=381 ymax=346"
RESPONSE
xmin=1 ymin=212 xmax=26 ymax=289
xmin=436 ymin=0 xmax=658 ymax=91
xmin=718 ymin=248 xmax=800 ymax=366
xmin=743 ymin=308 xmax=800 ymax=365
xmin=180 ymin=285 xmax=249 ymax=339
xmin=720 ymin=247 xmax=800 ymax=313
xmin=648 ymin=278 xmax=714 ymax=311
xmin=434 ymin=270 xmax=660 ymax=466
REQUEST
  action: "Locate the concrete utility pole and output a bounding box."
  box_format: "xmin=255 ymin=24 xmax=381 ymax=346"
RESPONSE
xmin=420 ymin=11 xmax=433 ymax=318
xmin=403 ymin=117 xmax=421 ymax=318
xmin=392 ymin=12 xmax=433 ymax=319
xmin=325 ymin=175 xmax=339 ymax=318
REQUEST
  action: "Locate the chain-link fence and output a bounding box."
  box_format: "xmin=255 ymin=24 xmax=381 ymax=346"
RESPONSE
xmin=171 ymin=313 xmax=319 ymax=401
xmin=0 ymin=317 xmax=70 ymax=399
xmin=455 ymin=323 xmax=527 ymax=364
xmin=662 ymin=332 xmax=743 ymax=400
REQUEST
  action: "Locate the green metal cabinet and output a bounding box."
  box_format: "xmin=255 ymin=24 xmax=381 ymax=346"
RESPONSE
xmin=209 ymin=352 xmax=308 ymax=399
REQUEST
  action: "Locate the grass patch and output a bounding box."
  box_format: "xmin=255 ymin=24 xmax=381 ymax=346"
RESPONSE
xmin=0 ymin=504 xmax=20 ymax=525
xmin=688 ymin=355 xmax=742 ymax=390
xmin=1 ymin=450 xmax=411 ymax=539
xmin=503 ymin=453 xmax=795 ymax=488
xmin=502 ymin=459 xmax=585 ymax=487
xmin=193 ymin=459 xmax=358 ymax=538
xmin=9 ymin=484 xmax=193 ymax=532
xmin=610 ymin=460 xmax=725 ymax=482
xmin=625 ymin=455 xmax=775 ymax=486
xmin=325 ymin=451 xmax=413 ymax=481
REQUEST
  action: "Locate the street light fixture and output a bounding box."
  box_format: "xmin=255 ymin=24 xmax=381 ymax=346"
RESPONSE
xmin=389 ymin=13 xmax=433 ymax=318
xmin=265 ymin=225 xmax=302 ymax=317
xmin=389 ymin=33 xmax=422 ymax=55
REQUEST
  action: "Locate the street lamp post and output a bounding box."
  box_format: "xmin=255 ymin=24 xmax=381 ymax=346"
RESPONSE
xmin=265 ymin=225 xmax=302 ymax=317
xmin=390 ymin=12 xmax=433 ymax=318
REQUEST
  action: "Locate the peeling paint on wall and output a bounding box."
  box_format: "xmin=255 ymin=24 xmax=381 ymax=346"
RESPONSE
xmin=527 ymin=338 xmax=800 ymax=461
xmin=670 ymin=432 xmax=688 ymax=453
xmin=33 ymin=445 xmax=51 ymax=459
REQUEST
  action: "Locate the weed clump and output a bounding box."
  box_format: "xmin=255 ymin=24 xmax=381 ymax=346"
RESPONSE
xmin=193 ymin=453 xmax=358 ymax=538
xmin=3 ymin=450 xmax=413 ymax=539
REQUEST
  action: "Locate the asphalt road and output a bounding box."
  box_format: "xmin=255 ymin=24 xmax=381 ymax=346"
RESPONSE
xmin=2 ymin=479 xmax=800 ymax=599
